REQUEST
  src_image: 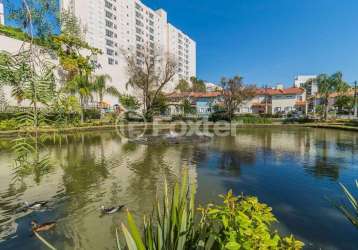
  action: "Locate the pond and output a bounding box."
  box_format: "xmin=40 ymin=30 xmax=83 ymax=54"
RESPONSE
xmin=0 ymin=127 xmax=358 ymax=249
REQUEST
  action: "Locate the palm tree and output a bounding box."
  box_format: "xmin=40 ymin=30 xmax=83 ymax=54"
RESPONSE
xmin=65 ymin=74 xmax=93 ymax=123
xmin=92 ymin=74 xmax=121 ymax=104
xmin=316 ymin=72 xmax=348 ymax=120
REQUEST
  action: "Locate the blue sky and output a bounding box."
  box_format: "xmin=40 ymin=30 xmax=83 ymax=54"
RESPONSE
xmin=142 ymin=0 xmax=358 ymax=87
xmin=5 ymin=0 xmax=358 ymax=87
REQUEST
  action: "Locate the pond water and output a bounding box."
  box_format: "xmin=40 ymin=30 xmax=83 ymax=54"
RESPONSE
xmin=0 ymin=127 xmax=358 ymax=250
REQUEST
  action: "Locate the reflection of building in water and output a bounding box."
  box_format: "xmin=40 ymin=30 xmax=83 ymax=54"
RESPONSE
xmin=233 ymin=129 xmax=309 ymax=156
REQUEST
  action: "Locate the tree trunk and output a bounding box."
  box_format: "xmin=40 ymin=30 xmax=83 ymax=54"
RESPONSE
xmin=324 ymin=98 xmax=329 ymax=120
xmin=80 ymin=97 xmax=84 ymax=123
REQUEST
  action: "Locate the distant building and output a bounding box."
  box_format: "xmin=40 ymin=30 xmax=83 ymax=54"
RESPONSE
xmin=205 ymin=82 xmax=222 ymax=92
xmin=0 ymin=0 xmax=4 ymax=25
xmin=294 ymin=75 xmax=316 ymax=88
xmin=166 ymin=92 xmax=222 ymax=117
xmin=294 ymin=75 xmax=318 ymax=96
xmin=166 ymin=85 xmax=307 ymax=117
xmin=239 ymin=86 xmax=306 ymax=115
xmin=60 ymin=0 xmax=196 ymax=103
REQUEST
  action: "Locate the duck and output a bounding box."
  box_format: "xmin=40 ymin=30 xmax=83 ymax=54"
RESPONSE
xmin=24 ymin=201 xmax=48 ymax=210
xmin=100 ymin=205 xmax=125 ymax=215
xmin=31 ymin=220 xmax=56 ymax=233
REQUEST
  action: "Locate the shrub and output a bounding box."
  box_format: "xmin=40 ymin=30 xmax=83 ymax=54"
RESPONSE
xmin=171 ymin=114 xmax=202 ymax=122
xmin=117 ymin=170 xmax=304 ymax=250
xmin=345 ymin=120 xmax=358 ymax=127
xmin=283 ymin=117 xmax=315 ymax=124
xmin=119 ymin=94 xmax=140 ymax=111
xmin=235 ymin=115 xmax=272 ymax=124
xmin=199 ymin=191 xmax=304 ymax=249
xmin=124 ymin=111 xmax=145 ymax=122
xmin=0 ymin=112 xmax=19 ymax=121
xmin=84 ymin=109 xmax=101 ymax=120
xmin=209 ymin=110 xmax=231 ymax=122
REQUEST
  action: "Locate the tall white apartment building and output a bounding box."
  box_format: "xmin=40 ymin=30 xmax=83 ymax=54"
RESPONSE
xmin=60 ymin=0 xmax=196 ymax=104
xmin=0 ymin=0 xmax=5 ymax=25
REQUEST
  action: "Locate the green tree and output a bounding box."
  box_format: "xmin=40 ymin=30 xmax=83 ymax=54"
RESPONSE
xmin=92 ymin=74 xmax=120 ymax=104
xmin=65 ymin=74 xmax=93 ymax=123
xmin=55 ymin=8 xmax=101 ymax=123
xmin=175 ymin=79 xmax=191 ymax=92
xmin=54 ymin=9 xmax=100 ymax=82
xmin=119 ymin=94 xmax=140 ymax=111
xmin=316 ymin=72 xmax=349 ymax=120
xmin=5 ymin=0 xmax=59 ymax=39
xmin=125 ymin=49 xmax=177 ymax=120
xmin=190 ymin=76 xmax=206 ymax=92
xmin=151 ymin=92 xmax=168 ymax=115
xmin=181 ymin=98 xmax=195 ymax=115
xmin=221 ymin=75 xmax=256 ymax=121
xmin=335 ymin=95 xmax=354 ymax=113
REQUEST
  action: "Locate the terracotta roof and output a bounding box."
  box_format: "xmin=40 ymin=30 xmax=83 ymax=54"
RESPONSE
xmin=256 ymin=87 xmax=304 ymax=95
xmin=167 ymin=87 xmax=304 ymax=99
xmin=166 ymin=91 xmax=222 ymax=98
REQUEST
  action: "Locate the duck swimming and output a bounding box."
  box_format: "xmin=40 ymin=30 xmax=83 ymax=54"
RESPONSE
xmin=31 ymin=220 xmax=56 ymax=233
xmin=100 ymin=205 xmax=125 ymax=215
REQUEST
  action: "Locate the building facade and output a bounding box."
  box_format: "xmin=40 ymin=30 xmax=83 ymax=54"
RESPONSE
xmin=60 ymin=0 xmax=196 ymax=104
xmin=294 ymin=75 xmax=318 ymax=96
xmin=0 ymin=0 xmax=4 ymax=25
xmin=166 ymin=92 xmax=222 ymax=117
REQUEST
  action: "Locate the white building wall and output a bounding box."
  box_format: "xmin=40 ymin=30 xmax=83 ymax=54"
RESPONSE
xmin=271 ymin=92 xmax=306 ymax=113
xmin=294 ymin=75 xmax=316 ymax=87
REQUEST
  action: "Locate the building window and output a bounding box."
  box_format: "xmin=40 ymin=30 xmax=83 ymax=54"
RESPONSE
xmin=108 ymin=58 xmax=114 ymax=65
xmin=107 ymin=48 xmax=114 ymax=56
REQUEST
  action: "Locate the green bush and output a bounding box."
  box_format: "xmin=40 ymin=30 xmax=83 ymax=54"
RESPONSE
xmin=0 ymin=112 xmax=19 ymax=121
xmin=84 ymin=109 xmax=101 ymax=120
xmin=199 ymin=191 xmax=304 ymax=249
xmin=171 ymin=114 xmax=203 ymax=122
xmin=345 ymin=120 xmax=358 ymax=127
xmin=209 ymin=110 xmax=231 ymax=122
xmin=235 ymin=115 xmax=272 ymax=124
xmin=124 ymin=111 xmax=145 ymax=122
xmin=283 ymin=117 xmax=315 ymax=124
xmin=117 ymin=170 xmax=304 ymax=250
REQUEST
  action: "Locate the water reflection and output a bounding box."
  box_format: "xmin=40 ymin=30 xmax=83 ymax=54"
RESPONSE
xmin=0 ymin=128 xmax=357 ymax=249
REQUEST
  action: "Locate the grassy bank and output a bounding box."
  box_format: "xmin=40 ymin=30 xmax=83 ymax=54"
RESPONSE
xmin=302 ymin=123 xmax=358 ymax=132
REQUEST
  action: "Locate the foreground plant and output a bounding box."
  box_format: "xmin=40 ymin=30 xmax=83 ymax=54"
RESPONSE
xmin=118 ymin=170 xmax=200 ymax=249
xmin=337 ymin=180 xmax=358 ymax=228
xmin=199 ymin=191 xmax=304 ymax=250
xmin=118 ymin=171 xmax=304 ymax=250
